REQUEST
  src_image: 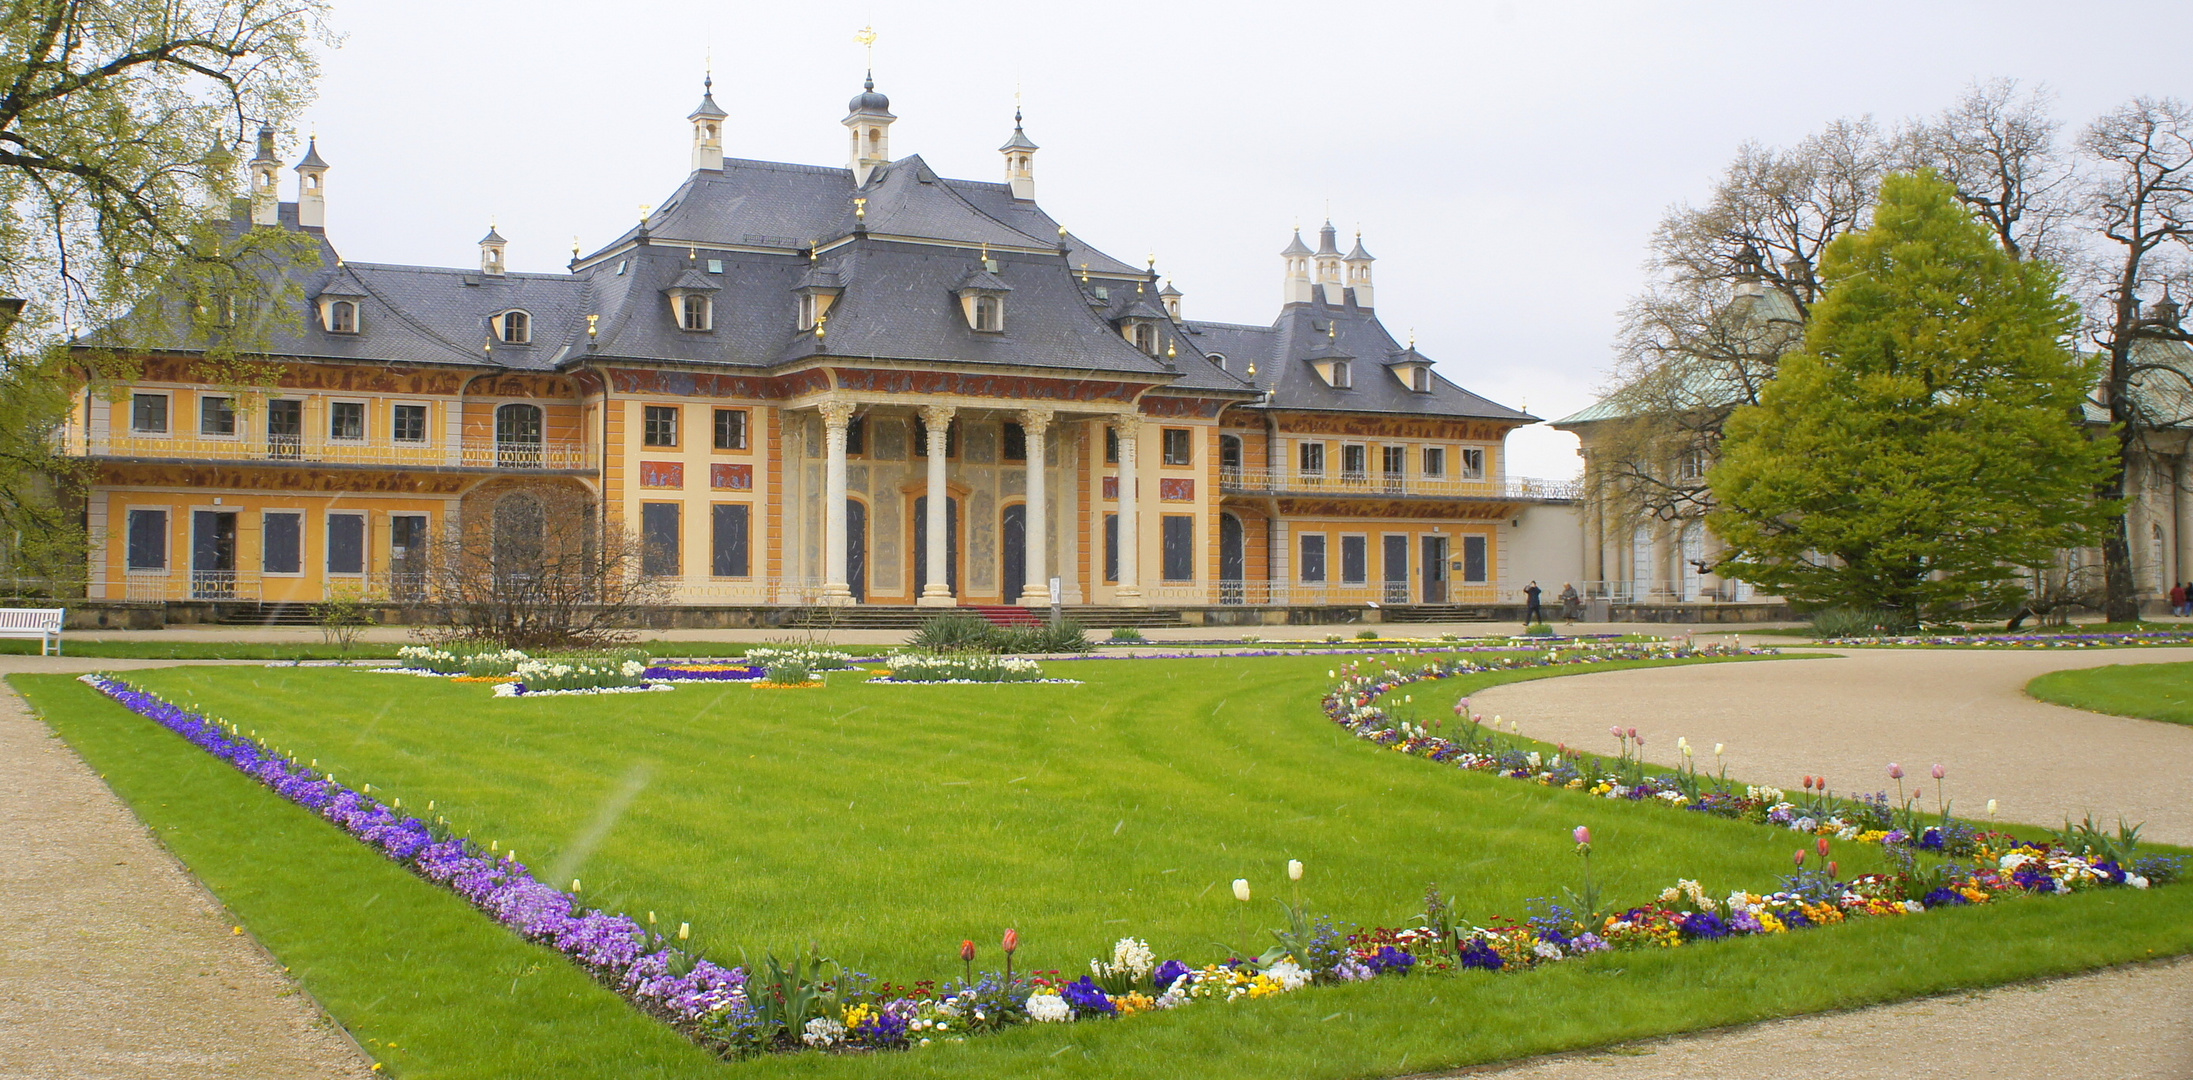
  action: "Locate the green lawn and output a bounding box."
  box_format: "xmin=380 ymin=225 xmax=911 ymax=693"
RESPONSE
xmin=2027 ymin=661 xmax=2193 ymax=725
xmin=0 ymin=638 xmax=881 ymax=660
xmin=16 ymin=653 xmax=2193 ymax=1079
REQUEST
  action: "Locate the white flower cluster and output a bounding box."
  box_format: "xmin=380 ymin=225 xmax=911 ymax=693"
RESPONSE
xmin=1091 ymin=937 xmax=1154 ymax=982
xmin=511 ymin=657 xmax=649 ymax=692
xmin=744 ymin=646 xmax=858 ymax=671
xmin=880 ymin=653 xmax=1047 ymax=683
xmin=1025 ymin=992 xmax=1072 ymax=1022
xmin=800 ymin=1015 xmax=845 ymax=1046
xmin=397 ymin=645 xmax=461 ymax=672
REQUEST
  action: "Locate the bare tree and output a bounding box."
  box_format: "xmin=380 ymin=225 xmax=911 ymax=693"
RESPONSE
xmin=2076 ymin=97 xmax=2193 ymax=621
xmin=419 ymin=486 xmax=672 ymax=650
xmin=1899 ymin=79 xmax=2075 ymax=263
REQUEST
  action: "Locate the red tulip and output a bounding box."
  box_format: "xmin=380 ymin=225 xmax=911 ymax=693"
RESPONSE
xmin=1802 ymin=776 xmax=1814 ymax=790
xmin=1002 ymin=928 xmax=1019 ymax=955
xmin=960 ymin=939 xmax=976 ymax=963
xmin=1816 ymin=837 xmax=1830 ymax=858
xmin=1827 ymin=860 xmax=1839 ymax=878
xmin=1794 ymin=850 xmax=1806 ymax=867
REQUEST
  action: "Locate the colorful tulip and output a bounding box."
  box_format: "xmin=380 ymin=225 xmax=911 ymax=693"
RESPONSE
xmin=1816 ymin=837 xmax=1830 ymax=858
xmin=1713 ymin=743 xmax=1725 ymax=756
xmin=960 ymin=939 xmax=976 ymax=963
xmin=1827 ymin=860 xmax=1839 ymax=878
xmin=1794 ymin=850 xmax=1806 ymax=867
xmin=1987 ymin=798 xmax=1999 ymax=817
xmin=1002 ymin=927 xmax=1019 ymax=954
xmin=1573 ymin=825 xmax=1591 ymax=846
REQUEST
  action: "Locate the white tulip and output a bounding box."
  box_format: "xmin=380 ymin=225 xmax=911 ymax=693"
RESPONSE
xmin=1288 ymin=859 xmax=1304 ymax=881
xmin=1233 ymin=878 xmax=1251 ymax=902
xmin=1714 ymin=743 xmax=1725 ymax=756
xmin=1987 ymin=799 xmax=1998 ymax=817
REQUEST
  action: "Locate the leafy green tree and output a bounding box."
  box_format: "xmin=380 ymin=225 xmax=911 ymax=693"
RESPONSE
xmin=0 ymin=0 xmax=326 ymax=589
xmin=1708 ymin=170 xmax=2117 ymax=623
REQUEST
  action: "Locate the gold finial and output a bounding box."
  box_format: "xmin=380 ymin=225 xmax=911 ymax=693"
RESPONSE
xmin=1166 ymin=340 xmax=1176 ymax=359
xmin=980 ymin=242 xmax=989 ymax=260
xmin=688 ymin=246 xmax=697 ymax=261
xmin=586 ymin=313 xmax=598 ymax=337
xmin=1058 ymin=224 xmax=1068 ymax=239
xmin=814 ymin=313 xmax=828 ymax=339
xmin=854 ymin=197 xmax=866 ymax=220
xmin=1246 ymin=361 xmax=1257 ymax=378
xmin=1328 ymin=323 xmax=1337 ymax=340
xmin=639 ymin=203 xmax=652 ymax=222
xmin=571 ymin=235 xmax=581 ymax=258
xmin=1408 ymin=328 xmax=1416 ymax=348
xmin=1079 ymin=262 xmax=1089 ymax=283
xmin=1147 ymin=253 xmax=1156 ymax=270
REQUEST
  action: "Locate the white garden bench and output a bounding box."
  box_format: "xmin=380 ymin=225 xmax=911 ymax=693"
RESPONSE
xmin=0 ymin=608 xmax=65 ymax=655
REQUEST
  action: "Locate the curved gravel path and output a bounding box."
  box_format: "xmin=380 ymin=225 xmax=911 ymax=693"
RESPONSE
xmin=1452 ymin=646 xmax=2193 ymax=1080
xmin=0 ymin=658 xmax=375 ymax=1080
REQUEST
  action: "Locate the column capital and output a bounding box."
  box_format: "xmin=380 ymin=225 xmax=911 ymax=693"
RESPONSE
xmin=817 ymin=400 xmax=856 ymax=429
xmin=1108 ymin=413 xmax=1144 ymax=435
xmin=1017 ymin=406 xmax=1055 ymax=431
xmin=918 ymin=403 xmax=958 ymax=428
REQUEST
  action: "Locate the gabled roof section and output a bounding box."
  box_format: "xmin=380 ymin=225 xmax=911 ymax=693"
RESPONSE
xmin=857 ymin=156 xmax=1057 ymax=250
xmin=1187 ymin=296 xmax=1530 ymax=422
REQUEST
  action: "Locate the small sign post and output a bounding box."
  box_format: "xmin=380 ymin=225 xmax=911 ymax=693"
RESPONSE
xmin=1049 ymin=576 xmax=1063 ymax=629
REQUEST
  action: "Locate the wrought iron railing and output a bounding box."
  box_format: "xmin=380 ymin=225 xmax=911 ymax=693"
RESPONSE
xmin=1218 ymin=469 xmax=1579 ymax=502
xmin=67 ymin=430 xmax=592 ymax=471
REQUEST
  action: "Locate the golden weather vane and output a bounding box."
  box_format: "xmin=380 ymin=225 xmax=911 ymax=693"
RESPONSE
xmin=854 ymin=25 xmax=878 ymax=65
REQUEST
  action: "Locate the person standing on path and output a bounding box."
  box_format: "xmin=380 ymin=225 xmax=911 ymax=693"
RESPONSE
xmin=1523 ymin=581 xmax=1544 ymax=625
xmin=1558 ymin=582 xmax=1581 ymax=623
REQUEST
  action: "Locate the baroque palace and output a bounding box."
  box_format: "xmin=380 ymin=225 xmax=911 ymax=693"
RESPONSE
xmin=68 ymin=74 xmax=1579 ymax=620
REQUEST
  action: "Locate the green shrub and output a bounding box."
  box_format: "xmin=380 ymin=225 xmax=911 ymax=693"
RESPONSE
xmin=1808 ymin=608 xmax=1902 ymax=638
xmin=1355 ymin=629 xmax=1380 ymax=640
xmin=1108 ymin=626 xmax=1146 ymax=642
xmin=1522 ymin=623 xmax=1556 ymax=638
xmin=908 ymin=614 xmax=1002 ymax=653
xmin=761 ymin=659 xmax=812 ymax=685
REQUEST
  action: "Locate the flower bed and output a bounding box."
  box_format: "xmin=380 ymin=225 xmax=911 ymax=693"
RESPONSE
xmin=76 ymin=648 xmax=2183 ymax=1062
xmin=643 ymin=664 xmax=766 ymax=682
xmin=1818 ymin=630 xmax=2193 ymax=648
xmin=512 ymin=656 xmax=649 ymax=692
xmin=873 ymin=653 xmax=1052 ymax=683
xmin=742 ymin=646 xmax=860 ymax=671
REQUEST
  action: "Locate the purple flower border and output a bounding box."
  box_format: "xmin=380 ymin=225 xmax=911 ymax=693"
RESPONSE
xmin=76 ymin=674 xmax=751 ymax=1049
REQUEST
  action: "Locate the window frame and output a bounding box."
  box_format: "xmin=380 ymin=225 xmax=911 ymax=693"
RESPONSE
xmin=679 ymin=293 xmax=712 ymax=332
xmin=1421 ymin=446 xmax=1446 ymax=478
xmin=261 ymin=510 xmax=304 ymax=576
xmin=324 ymin=299 xmax=359 ymax=334
xmin=125 ymin=507 xmax=170 ymax=572
xmin=1161 ymin=514 xmax=1195 ymax=582
xmin=1103 ymin=513 xmax=1119 ymax=583
xmin=1339 ymin=534 xmax=1369 ymax=585
xmin=328 ymin=399 xmax=368 ymax=442
xmin=391 ymin=401 xmax=431 ymax=444
xmin=494 ymin=310 xmax=531 ymax=344
xmin=643 ymin=404 xmax=681 ymax=448
xmin=1340 ymin=443 xmax=1368 ymax=480
xmin=1459 ymin=447 xmax=1486 ymax=480
xmin=1330 ymin=360 xmax=1352 ymax=388
xmin=325 ymin=511 xmax=367 ymax=576
xmin=1161 ymin=427 xmax=1193 ymax=467
xmin=972 ymin=294 xmax=1003 ymax=332
xmin=130 ymin=392 xmax=171 ymax=435
xmin=198 ymin=395 xmax=236 ymax=438
xmin=710 ymin=502 xmax=751 ymax=578
xmin=1298 ymin=533 xmax=1328 ymax=583
xmin=712 ymin=408 xmax=749 ymax=451
xmin=641 ymin=501 xmax=682 ymax=577
xmin=1298 ymin=441 xmax=1325 ymax=476
xmin=1001 ymin=421 xmax=1026 ymax=462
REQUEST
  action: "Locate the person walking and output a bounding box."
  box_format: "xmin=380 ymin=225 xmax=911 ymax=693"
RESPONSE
xmin=1559 ymin=582 xmax=1581 ymax=623
xmin=1523 ymin=580 xmax=1544 ymax=625
xmin=2172 ymin=582 xmax=2187 ymax=618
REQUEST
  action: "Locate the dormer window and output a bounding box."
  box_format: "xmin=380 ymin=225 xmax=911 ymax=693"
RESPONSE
xmin=1132 ymin=322 xmax=1157 ymax=354
xmin=798 ymin=293 xmax=819 ymax=330
xmin=955 ymin=264 xmax=1012 ymax=334
xmin=322 ymin=298 xmax=359 ymax=334
xmin=1412 ymin=366 xmax=1431 ymax=392
xmin=494 ymin=310 xmax=530 ymax=344
xmin=681 ymin=294 xmax=712 ymax=331
xmin=1330 ymin=360 xmax=1352 ymax=388
xmin=973 ymin=295 xmax=1002 ymax=332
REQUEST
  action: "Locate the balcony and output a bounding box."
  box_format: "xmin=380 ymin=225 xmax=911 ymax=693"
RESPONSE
xmin=70 ymin=431 xmax=593 ymax=472
xmin=1218 ymin=468 xmax=1579 ymax=502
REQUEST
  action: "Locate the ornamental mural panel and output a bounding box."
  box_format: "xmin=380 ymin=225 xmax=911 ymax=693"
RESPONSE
xmin=1273 ymin=413 xmax=1514 ymax=441
xmin=1275 ymin=497 xmax=1515 ymax=520
xmin=607 ymin=367 xmax=828 ymax=400
xmin=1159 ymin=478 xmax=1195 ymax=501
xmin=711 ymin=463 xmax=753 ymax=491
xmin=1140 ymin=396 xmax=1227 ymax=418
xmin=639 ymin=461 xmax=684 ymax=489
xmin=97 ymin=462 xmax=475 ymax=495
xmin=829 ymin=368 xmax=1149 ymax=403
xmin=1102 ymin=476 xmax=1119 ymax=500
xmin=136 ymin=356 xmax=466 ymax=396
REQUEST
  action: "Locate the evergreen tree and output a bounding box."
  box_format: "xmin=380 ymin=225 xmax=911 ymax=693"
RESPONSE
xmin=1708 ymin=170 xmax=2116 ymax=623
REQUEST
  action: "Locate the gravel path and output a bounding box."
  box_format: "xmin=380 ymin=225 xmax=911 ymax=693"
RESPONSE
xmin=1455 ymin=646 xmax=2193 ymax=1080
xmin=0 ymin=657 xmax=376 ymax=1080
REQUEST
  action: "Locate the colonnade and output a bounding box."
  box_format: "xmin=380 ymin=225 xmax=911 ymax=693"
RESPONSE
xmin=813 ymin=401 xmax=1146 ymax=606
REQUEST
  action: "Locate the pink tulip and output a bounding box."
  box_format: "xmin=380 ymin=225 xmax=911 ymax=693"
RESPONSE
xmin=1887 ymin=763 xmax=1904 ymax=780
xmin=1610 ymin=725 xmax=1624 ymax=738
xmin=1573 ymin=826 xmax=1591 ymax=845
xmin=1627 ymin=727 xmax=1639 ymax=739
xmin=1931 ymin=764 xmax=1945 ymax=780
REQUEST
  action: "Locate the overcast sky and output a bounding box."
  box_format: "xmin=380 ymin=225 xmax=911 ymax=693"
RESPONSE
xmin=299 ymin=0 xmax=2191 ymax=480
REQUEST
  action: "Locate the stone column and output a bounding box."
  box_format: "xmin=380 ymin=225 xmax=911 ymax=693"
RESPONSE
xmin=1019 ymin=407 xmax=1053 ymax=607
xmin=818 ymin=401 xmax=855 ymax=605
xmin=1113 ymin=416 xmax=1144 ymax=606
xmin=2176 ymin=452 xmax=2193 ymax=595
xmin=918 ymin=404 xmax=957 ymax=607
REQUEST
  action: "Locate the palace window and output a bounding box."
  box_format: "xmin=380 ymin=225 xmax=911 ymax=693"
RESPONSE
xmin=130 ymin=393 xmax=169 ymax=434
xmin=1460 ymin=447 xmax=1485 ymax=479
xmin=973 ymin=294 xmax=1003 ymax=332
xmin=1330 ymin=360 xmax=1352 ymax=388
xmin=1219 ymin=434 xmax=1243 ymax=472
xmin=644 ymin=405 xmax=679 ymax=447
xmin=799 ymin=293 xmax=818 ymax=330
xmin=1105 ymin=426 xmax=1119 ymax=464
xmin=1103 ymin=513 xmax=1119 ymax=583
xmin=125 ymin=508 xmax=168 ymax=571
xmin=642 ymin=502 xmax=681 ymax=577
xmin=393 ymin=403 xmax=428 ymax=443
xmin=1461 ymin=535 xmax=1489 ymax=582
xmin=1299 ymin=534 xmax=1327 ymax=583
xmin=1161 ymin=428 xmax=1193 ymax=466
xmin=1412 ymin=366 xmax=1432 ymax=392
xmin=679 ymin=294 xmax=712 ymax=331
xmin=1162 ymin=516 xmax=1195 ymax=581
xmin=266 ymin=400 xmax=303 ymax=458
xmin=495 ymin=310 xmax=530 ymax=344
xmin=1341 ymin=444 xmax=1367 ymax=480
xmin=844 ymin=415 xmax=866 ymax=456
xmin=1382 ymin=445 xmax=1407 ymax=479
xmin=1677 ymin=452 xmax=1706 ymax=482
xmin=712 ymin=503 xmax=750 ymax=577
xmin=1422 ymin=446 xmax=1446 ymax=478
xmin=327 ymin=513 xmax=366 ymax=575
xmin=1132 ymin=322 xmax=1158 ymax=354
xmin=326 ymin=300 xmax=358 ymax=334
xmin=262 ymin=512 xmax=302 ymax=575
xmin=1298 ymin=441 xmax=1325 ymax=476
xmin=199 ymin=396 xmax=234 ymax=436
xmin=1340 ymin=535 xmax=1368 ymax=584
xmin=713 ymin=408 xmax=748 ymax=450
xmin=1001 ymin=422 xmax=1026 ymax=462
xmin=330 ymin=401 xmax=366 ymax=441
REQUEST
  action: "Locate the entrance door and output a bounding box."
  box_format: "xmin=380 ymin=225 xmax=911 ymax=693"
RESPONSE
xmin=1421 ymin=535 xmax=1449 ymax=603
xmin=1218 ymin=513 xmax=1245 ymax=604
xmin=912 ymin=495 xmax=957 ymax=598
xmin=846 ymin=498 xmax=867 ymax=603
xmin=390 ymin=515 xmax=428 ymax=600
xmin=192 ymin=511 xmax=238 ymax=598
xmin=1001 ymin=503 xmax=1026 ymax=604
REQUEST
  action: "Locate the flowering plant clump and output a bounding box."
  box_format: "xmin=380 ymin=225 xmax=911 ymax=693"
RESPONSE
xmin=643 ymin=664 xmax=766 ymax=682
xmin=511 ymin=656 xmax=649 ymax=692
xmin=743 ymin=646 xmax=860 ymax=671
xmin=1820 ymin=630 xmax=2193 ymax=649
xmin=875 ymin=653 xmax=1055 ymax=684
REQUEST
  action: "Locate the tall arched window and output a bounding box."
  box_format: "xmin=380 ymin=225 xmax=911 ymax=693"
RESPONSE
xmin=495 ymin=403 xmax=543 ymax=467
xmin=496 ymin=310 xmax=530 ymax=343
xmin=328 ymin=300 xmax=357 ymax=333
xmin=492 ymin=492 xmax=544 ymax=582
